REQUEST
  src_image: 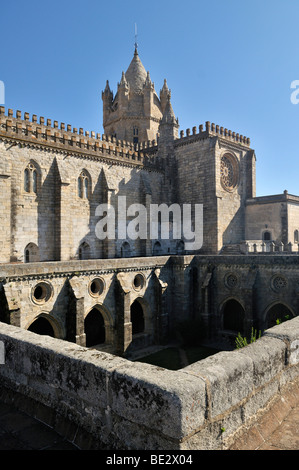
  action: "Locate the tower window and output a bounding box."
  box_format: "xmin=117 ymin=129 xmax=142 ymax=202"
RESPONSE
xmin=78 ymin=171 xmax=90 ymax=199
xmin=24 ymin=163 xmax=38 ymax=194
xmin=133 ymin=126 xmax=139 ymax=145
xmin=24 ymin=168 xmax=30 ymax=192
xmin=263 ymin=231 xmax=271 ymax=241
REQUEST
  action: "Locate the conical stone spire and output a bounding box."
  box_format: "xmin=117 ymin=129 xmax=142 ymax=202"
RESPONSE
xmin=125 ymin=48 xmax=147 ymax=93
xmin=161 ymin=95 xmax=177 ymax=124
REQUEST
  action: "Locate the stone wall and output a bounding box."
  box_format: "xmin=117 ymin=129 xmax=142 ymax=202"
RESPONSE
xmin=0 ymin=255 xmax=298 ymax=356
xmin=0 ymin=108 xmax=163 ymax=264
xmin=1 ymin=317 xmax=299 ymax=450
xmin=174 ymin=124 xmax=254 ymax=253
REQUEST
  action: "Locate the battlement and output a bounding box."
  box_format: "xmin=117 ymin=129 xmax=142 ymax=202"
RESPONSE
xmin=177 ymin=121 xmax=251 ymax=147
xmin=0 ymin=107 xmax=159 ymax=166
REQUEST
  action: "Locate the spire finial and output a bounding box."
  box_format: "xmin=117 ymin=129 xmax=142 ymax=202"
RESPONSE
xmin=134 ymin=23 xmax=138 ymax=53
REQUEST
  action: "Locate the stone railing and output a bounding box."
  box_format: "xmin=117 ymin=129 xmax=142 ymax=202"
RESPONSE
xmin=1 ymin=318 xmax=299 ymax=450
xmin=240 ymin=240 xmax=299 ymax=254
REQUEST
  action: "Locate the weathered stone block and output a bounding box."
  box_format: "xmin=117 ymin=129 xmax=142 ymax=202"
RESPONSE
xmin=109 ymin=360 xmax=206 ymax=440
xmin=183 ymin=351 xmax=254 ymax=418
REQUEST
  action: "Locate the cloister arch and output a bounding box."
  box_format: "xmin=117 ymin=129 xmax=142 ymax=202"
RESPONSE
xmin=264 ymin=302 xmax=295 ymax=329
xmin=221 ymin=298 xmax=245 ymax=334
xmin=27 ymin=313 xmax=62 ymax=338
xmin=130 ymin=298 xmax=145 ymax=335
xmin=84 ymin=304 xmax=113 ymax=347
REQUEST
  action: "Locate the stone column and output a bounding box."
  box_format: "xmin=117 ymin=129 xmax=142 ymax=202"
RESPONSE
xmin=115 ymin=273 xmax=132 ymax=356
xmin=68 ymin=278 xmax=86 ymax=345
xmin=153 ymin=269 xmax=168 ymax=344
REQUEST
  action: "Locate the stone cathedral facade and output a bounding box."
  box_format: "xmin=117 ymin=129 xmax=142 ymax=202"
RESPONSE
xmin=0 ymin=48 xmax=299 ymax=356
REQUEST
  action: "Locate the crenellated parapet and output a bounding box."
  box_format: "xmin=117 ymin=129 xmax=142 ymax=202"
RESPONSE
xmin=176 ymin=120 xmax=251 ymax=147
xmin=0 ymin=107 xmax=160 ymax=168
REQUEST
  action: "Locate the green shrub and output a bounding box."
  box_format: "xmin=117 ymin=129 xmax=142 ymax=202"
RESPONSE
xmin=235 ymin=327 xmax=262 ymax=349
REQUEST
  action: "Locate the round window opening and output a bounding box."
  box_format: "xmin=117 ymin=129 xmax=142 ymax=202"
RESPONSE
xmin=89 ymin=278 xmax=105 ymax=297
xmin=32 ymin=282 xmax=52 ymax=304
xmin=220 ymin=154 xmax=238 ymax=191
xmin=225 ymin=273 xmax=238 ymax=289
xmin=272 ymin=275 xmax=287 ymax=292
xmin=133 ymin=274 xmax=145 ymax=291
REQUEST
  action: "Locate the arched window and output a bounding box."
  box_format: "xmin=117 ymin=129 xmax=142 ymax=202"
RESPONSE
xmin=133 ymin=126 xmax=139 ymax=145
xmin=222 ymin=299 xmax=245 ymax=334
xmin=28 ymin=317 xmax=55 ymax=337
xmin=121 ymin=241 xmax=131 ymax=258
xmin=266 ymin=303 xmax=293 ymax=329
xmin=84 ymin=177 xmax=88 ymax=198
xmin=263 ymin=231 xmax=271 ymax=241
xmin=79 ymin=241 xmax=90 ymax=260
xmin=78 ymin=171 xmax=90 ymax=199
xmin=153 ymin=241 xmax=162 ymax=256
xmin=32 ymin=170 xmax=38 ymax=193
xmin=130 ymin=299 xmax=145 ymax=335
xmin=24 ymin=243 xmax=39 ymax=263
xmin=24 ymin=168 xmax=30 ymax=192
xmin=24 ymin=163 xmax=38 ymax=194
xmin=294 ymin=230 xmax=299 ymax=243
xmin=84 ymin=308 xmax=105 ymax=347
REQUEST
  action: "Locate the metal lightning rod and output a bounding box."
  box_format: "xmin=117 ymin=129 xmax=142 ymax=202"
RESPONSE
xmin=134 ymin=23 xmax=138 ymax=52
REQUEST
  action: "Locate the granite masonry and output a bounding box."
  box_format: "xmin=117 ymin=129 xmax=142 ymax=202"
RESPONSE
xmin=0 ymin=47 xmax=299 ymax=449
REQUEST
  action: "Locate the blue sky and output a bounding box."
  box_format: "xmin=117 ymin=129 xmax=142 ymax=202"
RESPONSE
xmin=1 ymin=0 xmax=299 ymax=196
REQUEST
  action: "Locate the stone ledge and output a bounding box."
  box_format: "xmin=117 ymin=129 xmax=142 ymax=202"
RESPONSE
xmin=1 ymin=318 xmax=299 ymax=449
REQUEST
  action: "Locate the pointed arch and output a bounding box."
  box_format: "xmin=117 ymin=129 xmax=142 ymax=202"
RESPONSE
xmin=23 ymin=160 xmax=41 ymax=194
xmin=121 ymin=241 xmax=131 ymax=258
xmin=78 ymin=169 xmax=91 ymax=199
xmin=26 ymin=313 xmax=63 ymax=339
xmin=221 ymin=298 xmax=245 ymax=334
xmin=153 ymin=241 xmax=162 ymax=256
xmin=79 ymin=241 xmax=90 ymax=260
xmin=24 ymin=243 xmax=39 ymax=263
xmin=130 ymin=298 xmax=145 ymax=335
xmin=84 ymin=304 xmax=113 ymax=347
xmin=264 ymin=302 xmax=295 ymax=329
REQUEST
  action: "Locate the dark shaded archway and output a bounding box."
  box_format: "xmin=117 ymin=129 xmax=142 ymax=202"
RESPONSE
xmin=28 ymin=317 xmax=55 ymax=337
xmin=222 ymin=299 xmax=245 ymax=334
xmin=266 ymin=303 xmax=293 ymax=329
xmin=84 ymin=308 xmax=105 ymax=347
xmin=121 ymin=241 xmax=131 ymax=258
xmin=130 ymin=299 xmax=145 ymax=335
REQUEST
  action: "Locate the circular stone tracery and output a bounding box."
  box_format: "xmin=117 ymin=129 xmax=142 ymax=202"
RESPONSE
xmin=226 ymin=274 xmax=238 ymax=289
xmin=272 ymin=275 xmax=287 ymax=291
xmin=220 ymin=154 xmax=238 ymax=190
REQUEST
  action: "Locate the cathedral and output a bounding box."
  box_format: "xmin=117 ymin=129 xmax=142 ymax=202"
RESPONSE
xmin=0 ymin=47 xmax=298 ymax=356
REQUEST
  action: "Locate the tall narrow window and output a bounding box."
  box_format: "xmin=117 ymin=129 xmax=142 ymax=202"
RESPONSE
xmin=78 ymin=176 xmax=83 ymax=198
xmin=263 ymin=231 xmax=271 ymax=241
xmin=78 ymin=171 xmax=90 ymax=199
xmin=32 ymin=170 xmax=37 ymax=194
xmin=295 ymin=230 xmax=299 ymax=243
xmin=24 ymin=168 xmax=30 ymax=192
xmin=133 ymin=126 xmax=139 ymax=146
xmin=84 ymin=177 xmax=88 ymax=198
xmin=24 ymin=163 xmax=38 ymax=194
